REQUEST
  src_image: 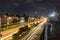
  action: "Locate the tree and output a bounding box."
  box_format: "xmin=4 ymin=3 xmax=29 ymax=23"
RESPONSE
xmin=12 ymin=25 xmax=30 ymax=40
xmin=13 ymin=33 xmax=19 ymax=40
xmin=56 ymin=6 xmax=60 ymax=22
xmin=5 ymin=13 xmax=9 ymax=16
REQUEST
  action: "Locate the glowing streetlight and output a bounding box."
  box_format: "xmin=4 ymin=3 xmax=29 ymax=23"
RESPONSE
xmin=49 ymin=14 xmax=54 ymax=17
xmin=49 ymin=12 xmax=56 ymax=17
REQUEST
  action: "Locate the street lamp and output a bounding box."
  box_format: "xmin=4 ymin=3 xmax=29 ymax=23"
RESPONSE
xmin=49 ymin=12 xmax=56 ymax=17
xmin=0 ymin=15 xmax=2 ymax=38
xmin=51 ymin=14 xmax=55 ymax=17
xmin=35 ymin=11 xmax=37 ymax=18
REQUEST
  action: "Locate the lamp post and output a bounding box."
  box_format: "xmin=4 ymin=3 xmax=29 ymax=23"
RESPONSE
xmin=0 ymin=15 xmax=2 ymax=38
xmin=35 ymin=11 xmax=37 ymax=19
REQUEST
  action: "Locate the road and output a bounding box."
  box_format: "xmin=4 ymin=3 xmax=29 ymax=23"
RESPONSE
xmin=0 ymin=18 xmax=44 ymax=40
xmin=21 ymin=18 xmax=47 ymax=40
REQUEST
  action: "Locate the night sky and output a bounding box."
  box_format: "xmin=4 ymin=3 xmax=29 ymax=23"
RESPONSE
xmin=0 ymin=0 xmax=60 ymax=16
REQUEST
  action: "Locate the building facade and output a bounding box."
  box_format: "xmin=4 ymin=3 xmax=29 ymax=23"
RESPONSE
xmin=1 ymin=15 xmax=18 ymax=27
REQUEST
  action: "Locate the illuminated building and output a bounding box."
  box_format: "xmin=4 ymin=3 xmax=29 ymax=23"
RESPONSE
xmin=1 ymin=14 xmax=18 ymax=27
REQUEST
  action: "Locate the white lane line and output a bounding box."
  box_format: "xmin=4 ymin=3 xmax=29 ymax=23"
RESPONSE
xmin=27 ymin=19 xmax=47 ymax=40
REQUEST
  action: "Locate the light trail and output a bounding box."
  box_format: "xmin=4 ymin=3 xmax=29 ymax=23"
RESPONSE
xmin=21 ymin=18 xmax=47 ymax=40
xmin=0 ymin=18 xmax=45 ymax=40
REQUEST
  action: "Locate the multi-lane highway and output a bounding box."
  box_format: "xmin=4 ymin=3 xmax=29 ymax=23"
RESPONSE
xmin=0 ymin=18 xmax=45 ymax=40
xmin=21 ymin=18 xmax=47 ymax=40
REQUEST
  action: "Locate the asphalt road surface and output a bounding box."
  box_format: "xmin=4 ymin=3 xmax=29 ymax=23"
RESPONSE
xmin=21 ymin=18 xmax=47 ymax=40
xmin=0 ymin=18 xmax=44 ymax=40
